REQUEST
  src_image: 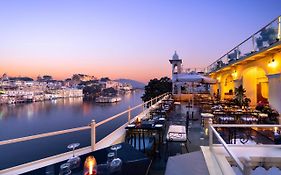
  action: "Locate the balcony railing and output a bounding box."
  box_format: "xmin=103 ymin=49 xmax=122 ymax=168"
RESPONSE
xmin=207 ymin=15 xmax=281 ymax=73
xmin=209 ymin=124 xmax=281 ymax=175
xmin=0 ymin=92 xmax=170 ymax=175
xmin=182 ymin=67 xmax=207 ymax=74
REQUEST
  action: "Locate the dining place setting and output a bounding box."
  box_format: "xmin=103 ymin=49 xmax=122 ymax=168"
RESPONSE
xmin=124 ymin=100 xmax=174 ymax=157
xmin=24 ymin=142 xmax=151 ymax=175
xmin=207 ymin=104 xmax=264 ymax=124
xmin=125 ymin=114 xmax=166 ymax=147
xmin=197 ymin=97 xmax=281 ymax=145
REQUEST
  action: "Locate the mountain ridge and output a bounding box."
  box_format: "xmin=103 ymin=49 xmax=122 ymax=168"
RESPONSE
xmin=115 ymin=79 xmax=145 ymax=89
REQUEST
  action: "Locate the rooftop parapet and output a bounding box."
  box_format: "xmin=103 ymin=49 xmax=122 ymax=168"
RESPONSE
xmin=207 ymin=15 xmax=281 ymax=74
xmin=181 ymin=67 xmax=208 ymax=74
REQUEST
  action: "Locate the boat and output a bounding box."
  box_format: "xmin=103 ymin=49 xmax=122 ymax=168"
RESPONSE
xmin=95 ymin=96 xmax=122 ymax=103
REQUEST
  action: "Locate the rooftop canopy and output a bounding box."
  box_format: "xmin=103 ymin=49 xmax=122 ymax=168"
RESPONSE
xmin=175 ymin=73 xmax=217 ymax=84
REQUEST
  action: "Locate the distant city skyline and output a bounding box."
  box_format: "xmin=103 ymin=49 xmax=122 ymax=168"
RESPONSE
xmin=0 ymin=0 xmax=281 ymax=83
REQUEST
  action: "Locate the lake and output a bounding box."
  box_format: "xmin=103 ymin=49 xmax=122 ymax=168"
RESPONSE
xmin=0 ymin=90 xmax=144 ymax=170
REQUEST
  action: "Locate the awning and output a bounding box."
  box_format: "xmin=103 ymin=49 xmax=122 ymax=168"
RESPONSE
xmin=174 ymin=73 xmax=217 ymax=84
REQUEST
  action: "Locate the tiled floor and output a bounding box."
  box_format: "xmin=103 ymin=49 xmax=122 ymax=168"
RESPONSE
xmin=148 ymin=102 xmax=277 ymax=175
xmin=149 ymin=102 xmax=208 ymax=175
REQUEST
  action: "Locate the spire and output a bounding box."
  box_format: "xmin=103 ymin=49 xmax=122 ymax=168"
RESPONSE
xmin=172 ymin=50 xmax=179 ymax=60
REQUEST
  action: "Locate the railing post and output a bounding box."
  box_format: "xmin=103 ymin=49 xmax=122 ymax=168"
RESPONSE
xmin=209 ymin=121 xmax=213 ymax=151
xmin=252 ymin=35 xmax=255 ymax=52
xmin=277 ymin=16 xmax=281 ymax=41
xmin=150 ymin=98 xmax=153 ymax=106
xmin=243 ymin=159 xmax=251 ymax=175
xmin=128 ymin=106 xmax=131 ymax=123
xmin=91 ymin=120 xmax=96 ymax=151
xmin=236 ymin=46 xmax=239 ymax=60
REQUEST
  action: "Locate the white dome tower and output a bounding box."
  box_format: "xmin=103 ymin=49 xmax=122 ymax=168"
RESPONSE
xmin=169 ymin=51 xmax=182 ymax=95
xmin=169 ymin=51 xmax=182 ymax=76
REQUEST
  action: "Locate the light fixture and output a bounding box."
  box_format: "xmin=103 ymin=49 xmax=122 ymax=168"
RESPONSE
xmin=84 ymin=156 xmax=97 ymax=175
xmin=231 ymin=70 xmax=237 ymax=78
xmin=136 ymin=117 xmax=141 ymax=123
xmin=268 ymin=59 xmax=277 ymax=68
xmin=217 ymin=76 xmax=221 ymax=82
xmin=274 ymin=127 xmax=278 ymax=134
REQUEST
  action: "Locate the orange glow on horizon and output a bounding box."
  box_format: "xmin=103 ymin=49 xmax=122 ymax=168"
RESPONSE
xmin=0 ymin=56 xmax=171 ymax=83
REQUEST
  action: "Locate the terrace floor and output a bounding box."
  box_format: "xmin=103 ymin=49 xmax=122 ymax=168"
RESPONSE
xmin=149 ymin=102 xmax=209 ymax=175
xmin=149 ymin=102 xmax=277 ymax=175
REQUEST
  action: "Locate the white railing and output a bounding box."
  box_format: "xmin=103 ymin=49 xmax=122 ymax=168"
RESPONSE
xmin=209 ymin=124 xmax=281 ymax=175
xmin=182 ymin=67 xmax=208 ymax=74
xmin=0 ymin=92 xmax=170 ymax=175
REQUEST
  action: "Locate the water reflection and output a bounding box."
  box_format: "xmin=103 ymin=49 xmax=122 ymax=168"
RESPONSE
xmin=0 ymin=90 xmax=144 ymax=139
xmin=0 ymin=97 xmax=84 ymax=120
xmin=0 ymin=90 xmax=144 ymax=170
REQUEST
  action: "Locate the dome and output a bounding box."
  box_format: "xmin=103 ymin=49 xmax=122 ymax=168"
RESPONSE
xmin=172 ymin=51 xmax=179 ymax=60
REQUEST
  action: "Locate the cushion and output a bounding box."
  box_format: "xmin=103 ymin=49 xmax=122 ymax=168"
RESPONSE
xmin=166 ymin=125 xmax=187 ymax=141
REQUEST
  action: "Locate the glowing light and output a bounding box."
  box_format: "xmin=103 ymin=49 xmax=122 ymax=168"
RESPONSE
xmin=204 ymin=128 xmax=209 ymax=136
xmin=136 ymin=117 xmax=141 ymax=123
xmin=274 ymin=127 xmax=278 ymax=133
xmin=231 ymin=71 xmax=237 ymax=79
xmin=84 ymin=156 xmax=97 ymax=175
xmin=217 ymin=76 xmax=221 ymax=82
xmin=268 ymin=59 xmax=277 ymax=68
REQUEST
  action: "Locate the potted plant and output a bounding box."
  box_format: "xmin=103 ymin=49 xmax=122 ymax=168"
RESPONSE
xmin=233 ymin=85 xmax=251 ymax=108
xmin=256 ymin=102 xmax=279 ymax=124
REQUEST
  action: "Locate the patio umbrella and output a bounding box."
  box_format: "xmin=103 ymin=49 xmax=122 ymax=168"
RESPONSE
xmin=175 ymin=73 xmax=217 ymax=84
xmin=174 ymin=73 xmax=216 ymax=119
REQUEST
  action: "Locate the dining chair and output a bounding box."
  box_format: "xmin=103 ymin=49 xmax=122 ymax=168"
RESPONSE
xmin=126 ymin=129 xmax=156 ymax=157
xmin=165 ymin=113 xmax=191 ymax=159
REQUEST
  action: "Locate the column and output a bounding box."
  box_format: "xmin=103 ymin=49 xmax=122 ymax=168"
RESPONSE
xmin=267 ymin=73 xmax=281 ymax=113
xmin=218 ymin=82 xmax=222 ymax=100
xmin=277 ymin=16 xmax=281 ymax=41
xmin=234 ymin=79 xmax=242 ymax=89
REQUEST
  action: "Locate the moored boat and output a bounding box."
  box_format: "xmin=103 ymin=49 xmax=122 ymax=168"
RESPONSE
xmin=95 ymin=96 xmax=122 ymax=103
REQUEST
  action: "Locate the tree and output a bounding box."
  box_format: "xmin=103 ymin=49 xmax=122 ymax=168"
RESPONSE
xmin=256 ymin=27 xmax=277 ymax=49
xmin=43 ymin=75 xmax=53 ymax=81
xmin=141 ymin=77 xmax=172 ymax=102
xmin=101 ymin=87 xmax=117 ymax=96
xmin=233 ymin=85 xmax=251 ymax=107
xmin=100 ymin=77 xmax=110 ymax=82
xmin=227 ymin=49 xmax=241 ymax=63
xmin=83 ymin=84 xmax=102 ymax=97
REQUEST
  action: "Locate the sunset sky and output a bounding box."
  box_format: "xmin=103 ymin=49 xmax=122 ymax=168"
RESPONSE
xmin=0 ymin=0 xmax=280 ymax=83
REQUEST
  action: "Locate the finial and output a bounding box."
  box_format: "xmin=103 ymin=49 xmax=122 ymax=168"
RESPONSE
xmin=172 ymin=51 xmax=179 ymax=60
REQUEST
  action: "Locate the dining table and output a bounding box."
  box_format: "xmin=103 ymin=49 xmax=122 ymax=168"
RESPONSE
xmin=22 ymin=142 xmax=150 ymax=175
xmin=125 ymin=117 xmax=166 ymax=144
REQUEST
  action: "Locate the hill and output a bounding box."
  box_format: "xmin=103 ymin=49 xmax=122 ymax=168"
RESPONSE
xmin=115 ymin=79 xmax=145 ymax=89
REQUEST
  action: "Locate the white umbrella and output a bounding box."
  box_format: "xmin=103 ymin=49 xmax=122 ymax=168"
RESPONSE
xmin=173 ymin=73 xmax=216 ymax=119
xmin=175 ymin=73 xmax=217 ymax=84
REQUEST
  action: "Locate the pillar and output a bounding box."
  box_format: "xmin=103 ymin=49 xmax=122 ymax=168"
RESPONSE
xmin=234 ymin=79 xmax=242 ymax=89
xmin=277 ymin=16 xmax=281 ymax=41
xmin=267 ymin=73 xmax=281 ymax=113
xmin=218 ymin=82 xmax=223 ymax=100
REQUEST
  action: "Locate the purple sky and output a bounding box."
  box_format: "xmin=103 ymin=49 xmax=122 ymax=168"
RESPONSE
xmin=0 ymin=0 xmax=280 ymax=82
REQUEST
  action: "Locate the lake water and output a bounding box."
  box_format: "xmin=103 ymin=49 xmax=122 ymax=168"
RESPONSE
xmin=0 ymin=90 xmax=144 ymax=170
